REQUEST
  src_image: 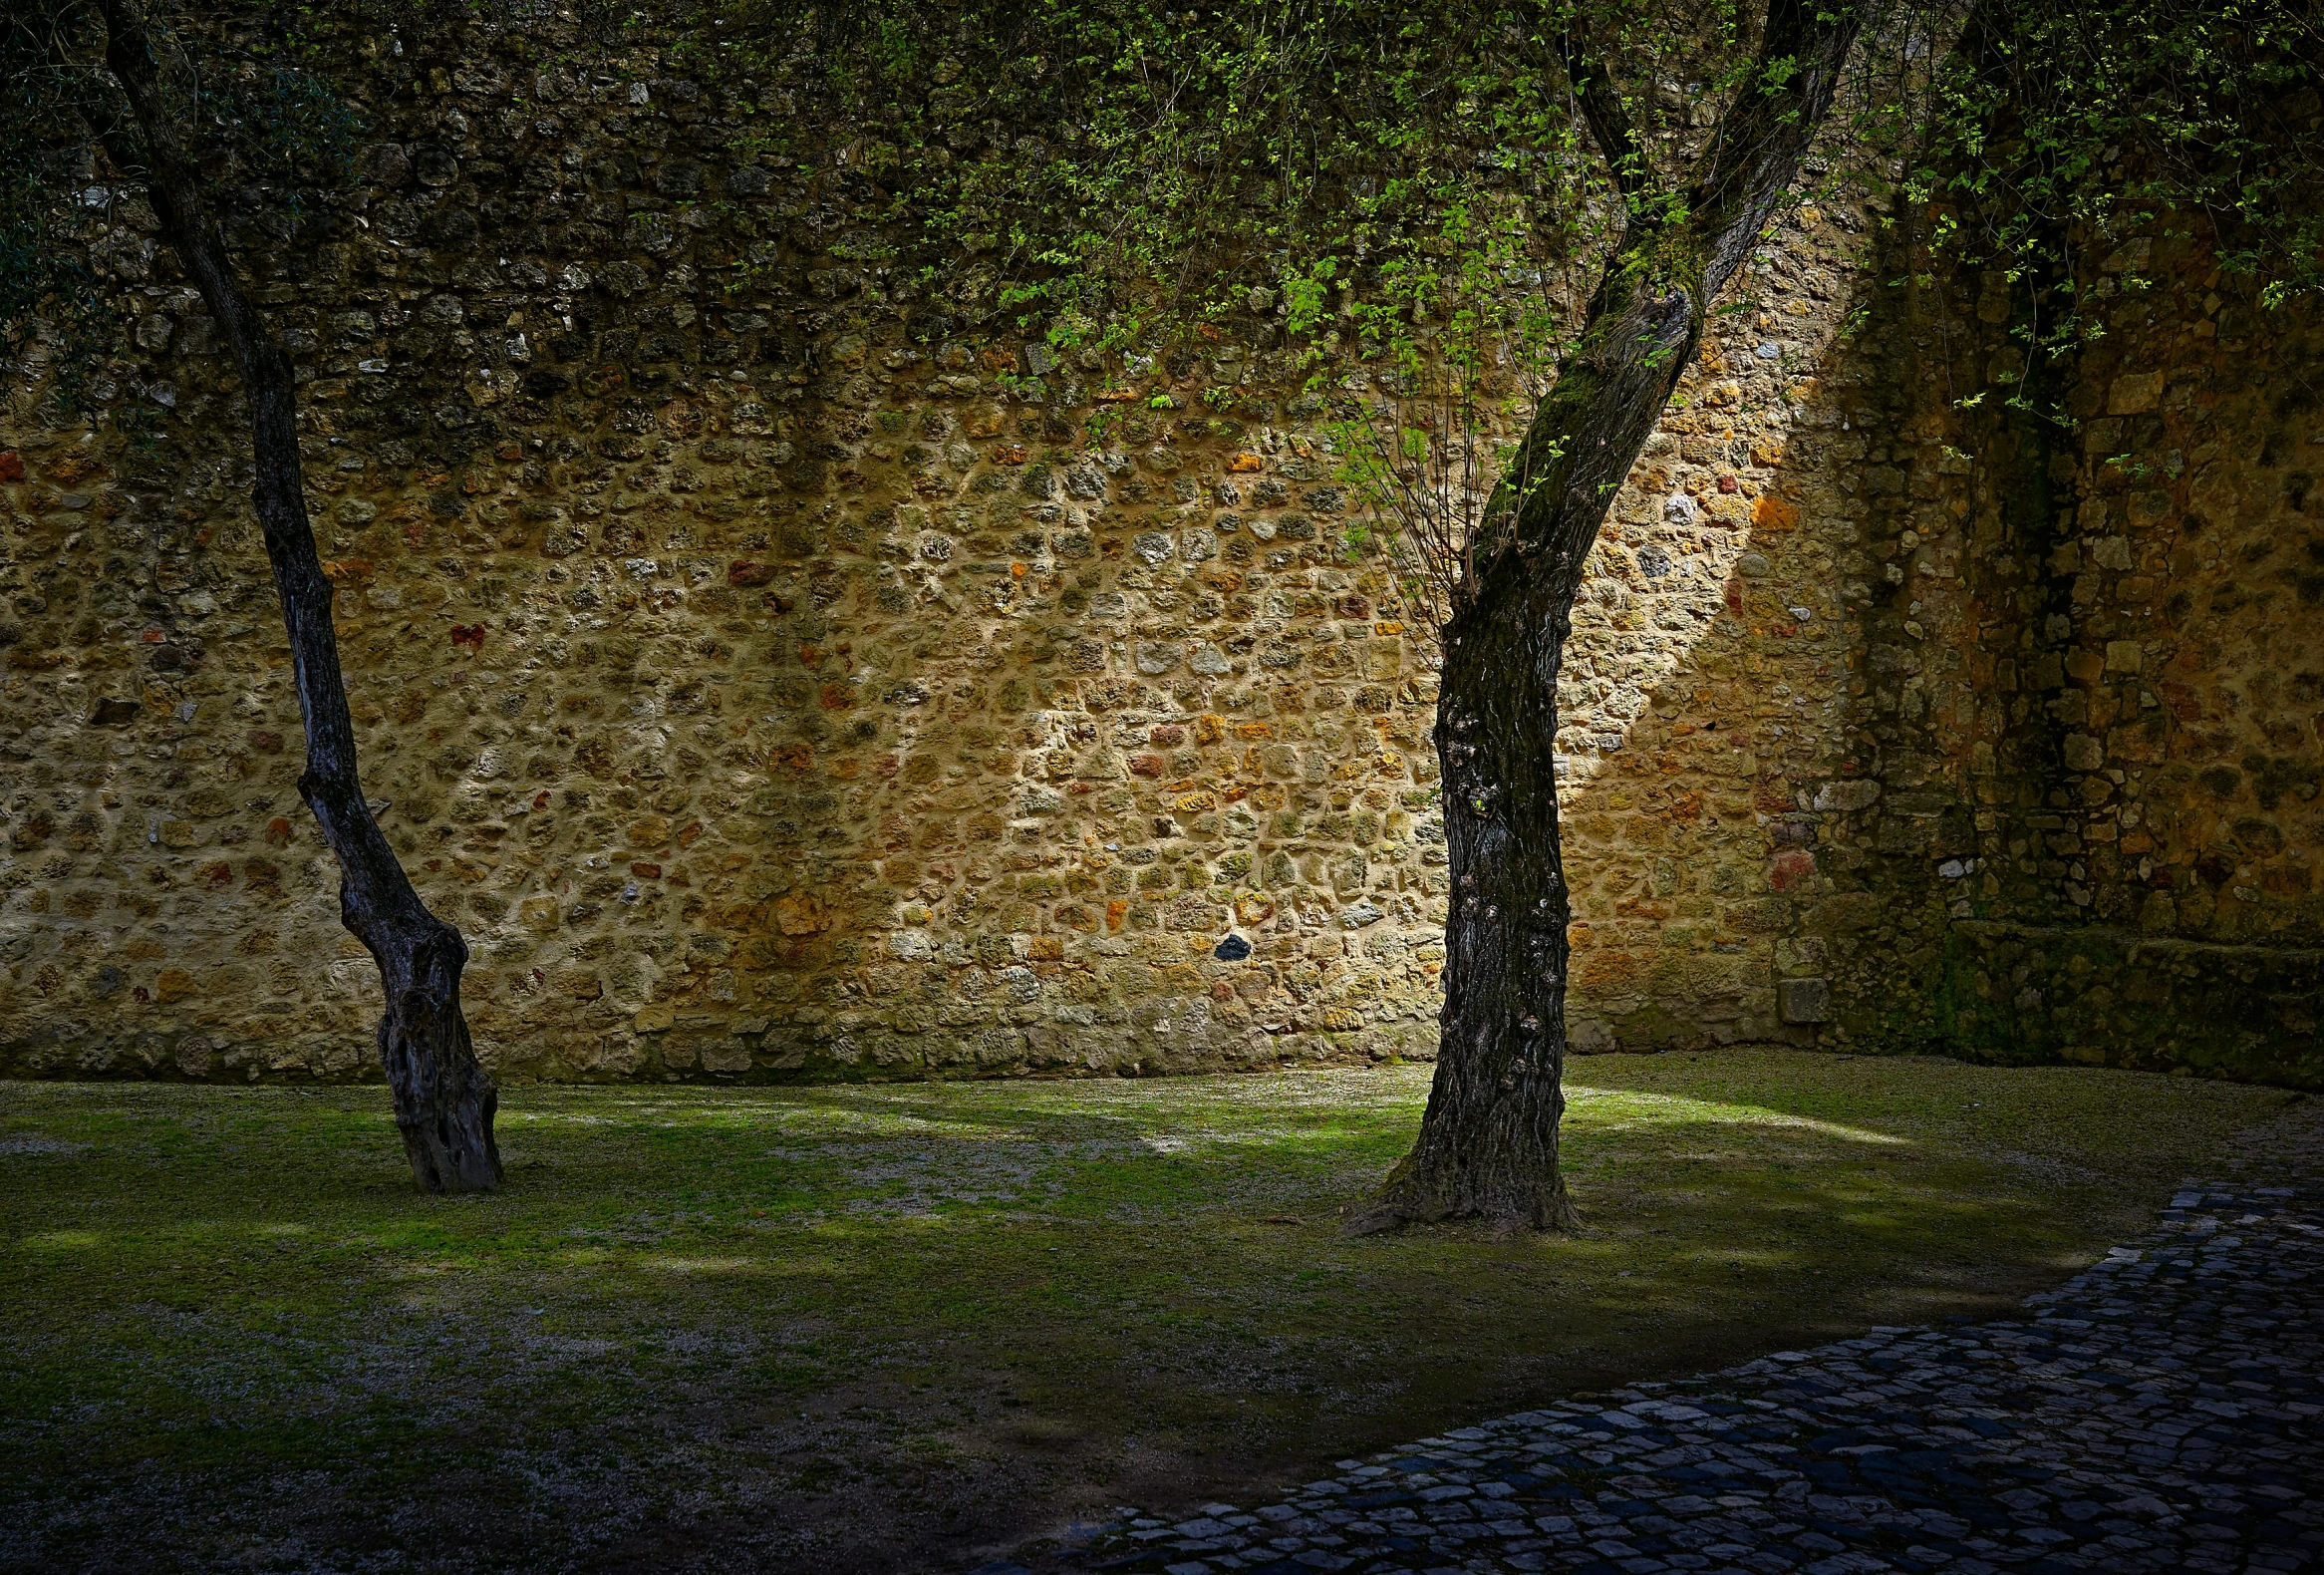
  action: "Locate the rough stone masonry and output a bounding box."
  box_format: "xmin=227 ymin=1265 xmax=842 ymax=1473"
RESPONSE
xmin=1 ymin=27 xmax=2318 ymax=1088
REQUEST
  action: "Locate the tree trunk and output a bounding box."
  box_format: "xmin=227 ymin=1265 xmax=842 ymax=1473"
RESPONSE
xmin=96 ymin=0 xmax=501 ymax=1193
xmin=1347 ymin=0 xmax=1862 ymax=1234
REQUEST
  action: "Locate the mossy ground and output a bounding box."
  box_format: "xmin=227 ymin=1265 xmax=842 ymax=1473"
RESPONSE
xmin=0 ymin=1050 xmax=2300 ymax=1574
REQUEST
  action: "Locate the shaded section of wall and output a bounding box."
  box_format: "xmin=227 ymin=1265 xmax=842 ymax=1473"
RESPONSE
xmin=1940 ymin=921 xmax=2322 ymax=1090
xmin=1810 ymin=208 xmax=2324 ymax=1089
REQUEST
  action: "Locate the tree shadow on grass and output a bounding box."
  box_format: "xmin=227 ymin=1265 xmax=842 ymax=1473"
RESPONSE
xmin=6 ymin=1060 xmax=2290 ymax=1573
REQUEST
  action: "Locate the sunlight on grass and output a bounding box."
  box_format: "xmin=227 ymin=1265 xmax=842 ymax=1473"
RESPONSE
xmin=1570 ymin=1084 xmax=1913 ymax=1145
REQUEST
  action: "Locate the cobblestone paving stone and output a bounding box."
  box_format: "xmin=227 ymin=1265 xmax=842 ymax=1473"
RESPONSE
xmin=997 ymin=1172 xmax=2324 ymax=1575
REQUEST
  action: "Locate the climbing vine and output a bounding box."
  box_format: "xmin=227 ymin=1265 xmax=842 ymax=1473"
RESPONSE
xmin=696 ymin=0 xmax=2320 ymax=618
xmin=1901 ymin=0 xmax=2322 ymax=417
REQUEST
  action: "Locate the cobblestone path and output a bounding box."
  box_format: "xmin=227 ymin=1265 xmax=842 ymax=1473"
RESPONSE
xmin=1008 ymin=1176 xmax=2323 ymax=1575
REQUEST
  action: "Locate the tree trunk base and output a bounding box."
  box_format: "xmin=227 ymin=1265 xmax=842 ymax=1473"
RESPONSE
xmin=379 ymin=987 xmax=502 ymax=1195
xmin=1340 ymin=1166 xmax=1581 ymax=1238
xmin=392 ymin=1090 xmax=502 ymax=1195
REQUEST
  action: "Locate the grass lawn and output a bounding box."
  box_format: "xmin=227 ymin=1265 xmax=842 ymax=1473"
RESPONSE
xmin=0 ymin=1050 xmax=2301 ymax=1574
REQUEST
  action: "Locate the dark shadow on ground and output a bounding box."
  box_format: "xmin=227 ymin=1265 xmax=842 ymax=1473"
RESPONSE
xmin=0 ymin=1055 xmax=2297 ymax=1575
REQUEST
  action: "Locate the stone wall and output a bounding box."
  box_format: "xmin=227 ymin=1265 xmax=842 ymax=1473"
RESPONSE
xmin=1806 ymin=213 xmax=2324 ymax=1090
xmin=1 ymin=22 xmax=2315 ymax=1088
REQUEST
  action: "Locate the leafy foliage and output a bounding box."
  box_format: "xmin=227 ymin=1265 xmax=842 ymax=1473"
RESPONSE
xmin=706 ymin=0 xmax=1784 ymax=621
xmin=719 ymin=2 xmax=1580 ymax=338
xmin=8 ymin=0 xmax=2318 ymax=599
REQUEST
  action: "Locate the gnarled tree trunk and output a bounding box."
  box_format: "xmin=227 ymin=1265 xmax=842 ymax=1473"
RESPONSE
xmin=1347 ymin=0 xmax=1863 ymax=1234
xmin=97 ymin=0 xmax=500 ymax=1193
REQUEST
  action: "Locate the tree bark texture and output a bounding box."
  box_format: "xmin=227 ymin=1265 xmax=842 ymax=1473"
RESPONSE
xmin=95 ymin=0 xmax=501 ymax=1193
xmin=1348 ymin=0 xmax=1863 ymax=1234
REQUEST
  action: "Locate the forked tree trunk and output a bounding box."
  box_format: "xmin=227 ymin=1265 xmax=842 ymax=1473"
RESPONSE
xmin=97 ymin=0 xmax=501 ymax=1192
xmin=1347 ymin=0 xmax=1863 ymax=1234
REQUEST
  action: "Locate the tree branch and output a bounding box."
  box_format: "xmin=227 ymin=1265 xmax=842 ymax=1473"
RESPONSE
xmin=1550 ymin=17 xmax=1649 ymax=207
xmin=1462 ymin=0 xmax=1863 ymax=606
xmin=1683 ymin=0 xmax=1863 ymax=299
